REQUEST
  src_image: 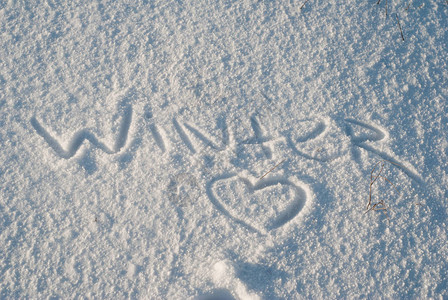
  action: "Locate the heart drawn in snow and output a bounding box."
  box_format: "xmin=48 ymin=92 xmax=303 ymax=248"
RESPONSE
xmin=207 ymin=174 xmax=309 ymax=234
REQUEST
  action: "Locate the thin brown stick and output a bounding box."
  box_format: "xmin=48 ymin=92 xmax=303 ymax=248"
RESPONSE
xmin=371 ymin=162 xmax=385 ymax=186
xmin=382 ymin=159 xmax=404 ymax=169
xmin=259 ymin=159 xmax=286 ymax=180
xmin=365 ymin=160 xmax=399 ymax=221
xmin=373 ymin=203 xmax=387 ymax=212
xmin=377 ymin=0 xmax=382 ymax=4
xmin=368 ymin=161 xmax=385 ymax=209
xmin=368 ymin=184 xmax=373 ymax=210
xmin=300 ymin=0 xmax=309 ymax=9
xmin=364 ymin=203 xmax=378 ymax=214
xmin=396 ymin=13 xmax=405 ymax=41
xmin=371 ymin=203 xmax=382 ymax=211
xmin=385 ymin=0 xmax=388 ymax=17
xmin=372 ymin=200 xmax=390 ymax=220
xmin=379 ymin=176 xmax=399 ymax=193
xmin=405 ymin=1 xmax=411 ymax=11
xmin=365 ymin=201 xmax=389 ymax=219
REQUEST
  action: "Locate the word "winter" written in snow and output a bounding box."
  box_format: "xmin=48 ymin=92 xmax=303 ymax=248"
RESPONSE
xmin=30 ymin=106 xmax=423 ymax=184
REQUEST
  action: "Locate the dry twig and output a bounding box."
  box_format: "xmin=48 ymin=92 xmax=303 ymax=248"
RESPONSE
xmin=300 ymin=0 xmax=309 ymax=9
xmin=259 ymin=159 xmax=286 ymax=180
xmin=396 ymin=13 xmax=405 ymax=41
xmin=365 ymin=160 xmax=402 ymax=221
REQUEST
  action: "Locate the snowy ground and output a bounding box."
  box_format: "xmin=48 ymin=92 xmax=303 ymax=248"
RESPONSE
xmin=1 ymin=0 xmax=447 ymax=299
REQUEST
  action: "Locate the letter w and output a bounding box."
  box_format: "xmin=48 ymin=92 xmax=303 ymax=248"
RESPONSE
xmin=31 ymin=106 xmax=132 ymax=159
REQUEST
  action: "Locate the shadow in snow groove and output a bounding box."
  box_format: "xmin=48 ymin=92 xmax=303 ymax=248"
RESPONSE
xmin=31 ymin=105 xmax=132 ymax=159
xmin=345 ymin=118 xmax=424 ymax=185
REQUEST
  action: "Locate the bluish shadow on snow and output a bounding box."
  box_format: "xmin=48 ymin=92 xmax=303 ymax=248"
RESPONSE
xmin=434 ymin=278 xmax=448 ymax=296
xmin=196 ymin=289 xmax=235 ymax=300
xmin=78 ymin=151 xmax=98 ymax=175
xmin=234 ymin=261 xmax=289 ymax=299
xmin=117 ymin=152 xmax=134 ymax=170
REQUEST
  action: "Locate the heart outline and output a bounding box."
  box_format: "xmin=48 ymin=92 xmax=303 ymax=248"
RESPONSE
xmin=206 ymin=173 xmax=308 ymax=235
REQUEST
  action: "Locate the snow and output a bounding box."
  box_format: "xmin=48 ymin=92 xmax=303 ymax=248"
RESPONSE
xmin=1 ymin=0 xmax=447 ymax=298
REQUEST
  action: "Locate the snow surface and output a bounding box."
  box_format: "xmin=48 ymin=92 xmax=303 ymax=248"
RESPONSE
xmin=1 ymin=0 xmax=447 ymax=299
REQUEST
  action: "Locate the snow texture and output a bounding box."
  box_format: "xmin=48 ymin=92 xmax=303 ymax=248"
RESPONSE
xmin=1 ymin=0 xmax=447 ymax=299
